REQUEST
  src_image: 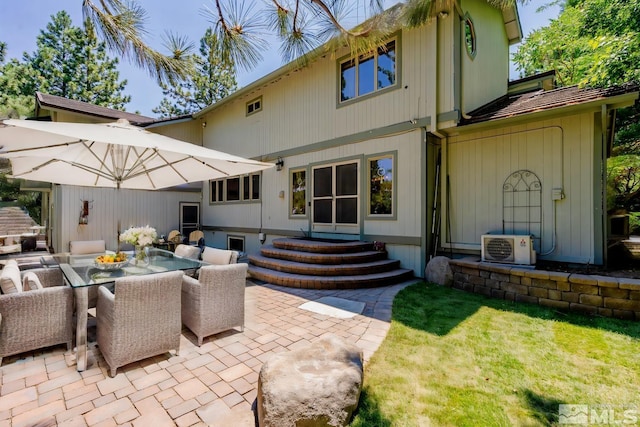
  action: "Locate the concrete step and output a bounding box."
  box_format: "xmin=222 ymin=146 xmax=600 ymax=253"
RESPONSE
xmin=248 ymin=265 xmax=414 ymax=289
xmin=249 ymin=254 xmax=400 ymax=276
xmin=259 ymin=245 xmax=387 ymax=264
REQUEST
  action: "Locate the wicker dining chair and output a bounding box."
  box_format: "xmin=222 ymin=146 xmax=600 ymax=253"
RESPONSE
xmin=97 ymin=270 xmax=183 ymax=377
xmin=181 ymin=263 xmax=248 ymax=346
xmin=0 ymin=267 xmax=73 ymax=365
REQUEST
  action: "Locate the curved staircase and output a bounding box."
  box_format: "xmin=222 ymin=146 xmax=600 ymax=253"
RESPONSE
xmin=248 ymin=238 xmax=413 ymax=289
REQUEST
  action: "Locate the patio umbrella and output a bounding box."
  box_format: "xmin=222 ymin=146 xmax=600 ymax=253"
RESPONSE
xmin=0 ymin=118 xmax=273 ymax=189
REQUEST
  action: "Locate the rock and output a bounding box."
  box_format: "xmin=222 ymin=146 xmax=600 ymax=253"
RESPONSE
xmin=257 ymin=334 xmax=363 ymax=427
xmin=425 ymin=256 xmax=453 ymax=286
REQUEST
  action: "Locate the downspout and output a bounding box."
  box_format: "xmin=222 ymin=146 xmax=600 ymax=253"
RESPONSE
xmin=600 ymin=104 xmax=610 ymax=266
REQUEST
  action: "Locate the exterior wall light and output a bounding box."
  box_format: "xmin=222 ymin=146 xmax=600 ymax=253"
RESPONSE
xmin=276 ymin=157 xmax=284 ymax=171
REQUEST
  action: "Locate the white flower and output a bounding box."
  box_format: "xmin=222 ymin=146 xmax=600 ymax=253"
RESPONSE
xmin=119 ymin=225 xmax=157 ymax=247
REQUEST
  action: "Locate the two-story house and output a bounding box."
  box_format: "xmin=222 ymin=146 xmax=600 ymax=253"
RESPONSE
xmin=23 ymin=1 xmax=639 ymax=276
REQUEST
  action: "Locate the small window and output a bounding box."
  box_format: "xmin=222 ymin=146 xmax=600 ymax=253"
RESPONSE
xmin=228 ymin=235 xmax=245 ymax=252
xmin=464 ymin=14 xmax=477 ymax=59
xmin=246 ymin=96 xmax=262 ymax=116
xmin=368 ymin=154 xmax=394 ymax=217
xmin=210 ymin=173 xmax=260 ymax=203
xmin=339 ymin=39 xmax=397 ymax=103
xmin=227 ymin=177 xmax=240 ymax=201
xmin=290 ymin=169 xmax=307 ymax=216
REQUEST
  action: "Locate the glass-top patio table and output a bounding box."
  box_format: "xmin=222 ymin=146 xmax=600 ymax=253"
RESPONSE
xmin=44 ymin=248 xmax=205 ymax=371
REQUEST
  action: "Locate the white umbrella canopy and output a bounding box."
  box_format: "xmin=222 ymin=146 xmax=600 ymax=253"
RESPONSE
xmin=0 ymin=119 xmax=273 ymax=189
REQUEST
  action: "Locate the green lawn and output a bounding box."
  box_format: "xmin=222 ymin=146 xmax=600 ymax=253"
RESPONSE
xmin=351 ymin=283 xmax=640 ymax=426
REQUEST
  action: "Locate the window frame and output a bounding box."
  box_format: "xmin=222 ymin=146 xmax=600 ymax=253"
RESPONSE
xmin=365 ymin=151 xmax=397 ymax=220
xmin=209 ymin=173 xmax=261 ymax=204
xmin=463 ymin=13 xmax=477 ymax=60
xmin=246 ymin=96 xmax=262 ymax=116
xmin=289 ymin=167 xmax=308 ymax=219
xmin=337 ymin=35 xmax=401 ymax=107
xmin=227 ymin=235 xmax=245 ymax=253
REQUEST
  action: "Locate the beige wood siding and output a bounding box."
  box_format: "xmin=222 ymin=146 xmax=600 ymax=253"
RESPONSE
xmin=202 ymin=25 xmax=439 ymax=159
xmin=52 ymin=186 xmax=199 ymax=253
xmin=459 ymin=0 xmax=509 ymax=113
xmin=149 ymin=121 xmax=201 ymax=145
xmin=445 ymin=113 xmax=599 ymax=263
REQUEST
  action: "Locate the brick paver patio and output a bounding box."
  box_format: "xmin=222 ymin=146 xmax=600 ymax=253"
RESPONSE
xmin=0 ymin=279 xmax=415 ymax=426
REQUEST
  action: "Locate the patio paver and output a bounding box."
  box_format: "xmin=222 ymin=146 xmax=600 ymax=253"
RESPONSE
xmin=0 ymin=278 xmax=415 ymax=426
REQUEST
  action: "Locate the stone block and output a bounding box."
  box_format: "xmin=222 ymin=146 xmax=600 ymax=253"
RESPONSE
xmin=459 ymin=266 xmax=480 ymax=277
xmin=531 ymin=278 xmax=557 ymax=290
xmin=604 ymin=298 xmax=640 ymax=311
xmin=548 ymin=290 xmax=562 ymax=301
xmin=491 ymin=289 xmax=506 ymax=299
xmin=561 ymin=292 xmax=580 ymax=303
xmin=463 ymin=282 xmax=475 ymax=292
xmin=630 ymin=291 xmax=640 ymax=301
xmin=524 ymin=270 xmax=549 ymax=280
xmin=485 ymin=279 xmax=500 ymax=289
xmin=599 ymin=288 xmax=629 ymax=299
xmin=257 ymin=334 xmax=363 ymax=427
xmin=597 ymin=308 xmax=613 ymax=318
xmin=570 ymin=283 xmax=599 ymax=295
xmin=556 ymin=281 xmax=571 ymax=291
xmin=501 ymin=282 xmax=528 ymax=295
xmin=579 ymin=294 xmax=603 ymax=307
xmin=528 ymin=287 xmax=549 ymax=299
xmin=490 ymin=272 xmax=510 ymax=283
xmin=521 ymin=277 xmax=532 ymax=286
xmin=619 ymin=278 xmax=640 ymax=291
xmin=509 ymin=275 xmax=521 ymax=285
xmin=569 ymin=274 xmax=598 ymax=286
xmin=504 ymin=292 xmax=515 ymax=301
xmin=469 ymin=275 xmax=485 ymax=286
xmin=547 ymin=271 xmax=570 ymax=282
xmin=593 ymin=275 xmax=619 ymax=288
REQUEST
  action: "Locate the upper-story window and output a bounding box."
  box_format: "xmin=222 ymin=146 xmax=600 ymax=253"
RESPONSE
xmin=246 ymin=96 xmax=262 ymax=116
xmin=339 ymin=39 xmax=397 ymax=103
xmin=464 ymin=14 xmax=477 ymax=59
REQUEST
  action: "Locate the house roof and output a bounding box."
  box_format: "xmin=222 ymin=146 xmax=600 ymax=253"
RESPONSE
xmin=35 ymin=92 xmax=155 ymax=125
xmin=462 ymin=83 xmax=640 ymax=125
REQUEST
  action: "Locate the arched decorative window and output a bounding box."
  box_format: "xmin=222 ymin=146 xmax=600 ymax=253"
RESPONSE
xmin=463 ymin=14 xmax=477 ymax=59
xmin=503 ymin=170 xmax=542 ymax=250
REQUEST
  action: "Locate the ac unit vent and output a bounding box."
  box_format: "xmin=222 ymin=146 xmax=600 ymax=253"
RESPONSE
xmin=481 ymin=234 xmax=536 ymax=265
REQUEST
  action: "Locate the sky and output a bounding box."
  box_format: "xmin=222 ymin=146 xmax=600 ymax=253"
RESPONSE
xmin=0 ymin=1 xmax=560 ymax=118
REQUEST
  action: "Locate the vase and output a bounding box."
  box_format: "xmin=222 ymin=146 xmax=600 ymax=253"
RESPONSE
xmin=133 ymin=245 xmax=150 ymax=267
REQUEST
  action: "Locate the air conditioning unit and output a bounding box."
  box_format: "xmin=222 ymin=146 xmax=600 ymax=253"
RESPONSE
xmin=481 ymin=234 xmax=537 ymax=265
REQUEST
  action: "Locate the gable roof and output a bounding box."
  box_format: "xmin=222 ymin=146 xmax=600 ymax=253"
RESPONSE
xmin=35 ymin=92 xmax=154 ymax=125
xmin=194 ymin=1 xmax=521 ymax=118
xmin=462 ymin=83 xmax=640 ymax=125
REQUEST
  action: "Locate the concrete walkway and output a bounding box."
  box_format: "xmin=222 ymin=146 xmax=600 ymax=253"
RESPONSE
xmin=0 ymin=279 xmax=416 ymax=426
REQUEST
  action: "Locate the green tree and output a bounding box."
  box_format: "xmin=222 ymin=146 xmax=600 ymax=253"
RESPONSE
xmin=81 ymin=1 xmax=524 ymax=80
xmin=513 ymin=0 xmax=640 ymax=209
xmin=153 ymin=29 xmax=237 ymax=118
xmin=22 ymin=11 xmax=131 ymax=109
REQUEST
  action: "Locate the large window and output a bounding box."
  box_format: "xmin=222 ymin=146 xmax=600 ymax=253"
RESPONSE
xmin=368 ymin=154 xmax=394 ymax=217
xmin=340 ymin=39 xmax=397 ymax=103
xmin=209 ymin=173 xmax=261 ymax=204
xmin=290 ymin=169 xmax=306 ymax=216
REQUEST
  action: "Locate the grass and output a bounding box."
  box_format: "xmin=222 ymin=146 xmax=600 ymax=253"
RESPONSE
xmin=350 ymin=283 xmax=640 ymax=426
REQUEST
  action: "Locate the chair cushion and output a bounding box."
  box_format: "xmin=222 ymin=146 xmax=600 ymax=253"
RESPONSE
xmin=175 ymin=244 xmax=201 ymax=260
xmin=0 ymin=261 xmax=22 ymax=294
xmin=22 ymin=271 xmax=44 ymax=291
xmin=201 ymin=247 xmax=233 ymax=264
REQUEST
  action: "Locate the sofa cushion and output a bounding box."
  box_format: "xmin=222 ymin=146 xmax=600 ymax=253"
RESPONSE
xmin=0 ymin=261 xmax=22 ymax=294
xmin=22 ymin=271 xmax=44 ymax=291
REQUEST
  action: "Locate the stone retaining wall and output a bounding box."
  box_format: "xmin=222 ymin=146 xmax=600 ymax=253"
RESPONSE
xmin=449 ymin=259 xmax=640 ymax=320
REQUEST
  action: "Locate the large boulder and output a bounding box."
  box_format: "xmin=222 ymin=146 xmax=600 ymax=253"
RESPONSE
xmin=425 ymin=256 xmax=453 ymax=286
xmin=257 ymin=334 xmax=363 ymax=427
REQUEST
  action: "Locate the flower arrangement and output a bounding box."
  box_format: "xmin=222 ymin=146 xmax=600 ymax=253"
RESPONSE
xmin=119 ymin=225 xmax=157 ymax=247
